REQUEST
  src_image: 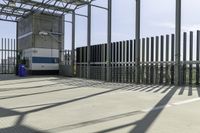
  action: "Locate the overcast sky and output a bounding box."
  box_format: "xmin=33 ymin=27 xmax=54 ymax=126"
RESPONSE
xmin=0 ymin=0 xmax=200 ymax=49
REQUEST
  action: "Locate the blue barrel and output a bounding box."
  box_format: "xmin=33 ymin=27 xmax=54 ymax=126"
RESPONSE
xmin=18 ymin=64 xmax=27 ymax=77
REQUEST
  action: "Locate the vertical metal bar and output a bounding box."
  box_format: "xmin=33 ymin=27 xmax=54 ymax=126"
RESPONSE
xmin=117 ymin=42 xmax=120 ymax=82
xmin=95 ymin=45 xmax=98 ymax=79
xmin=11 ymin=39 xmax=13 ymax=74
xmin=119 ymin=41 xmax=122 ymax=82
xmin=109 ymin=43 xmax=112 ymax=81
xmin=142 ymin=38 xmax=145 ymax=83
xmin=82 ymin=47 xmax=85 ymax=78
xmin=171 ymin=34 xmax=175 ymax=84
xmin=130 ymin=40 xmax=133 ymax=83
xmin=76 ymin=49 xmax=79 ymax=76
xmin=71 ymin=11 xmax=76 ymax=76
xmin=1 ymin=38 xmax=3 ymax=74
xmin=107 ymin=0 xmax=112 ymax=82
xmin=165 ymin=35 xmax=169 ymax=84
xmin=85 ymin=46 xmax=87 ymax=78
xmin=146 ymin=38 xmax=149 ymax=84
xmin=183 ymin=32 xmax=187 ymax=85
xmin=16 ymin=22 xmax=19 ymax=75
xmin=123 ymin=41 xmax=125 ymax=83
xmin=87 ymin=4 xmax=91 ymax=79
xmin=175 ymin=0 xmax=181 ymax=85
xmin=160 ymin=36 xmax=164 ymax=84
xmin=155 ymin=36 xmax=159 ymax=84
xmin=105 ymin=43 xmax=107 ymax=80
xmin=99 ymin=45 xmax=101 ymax=80
xmin=135 ymin=0 xmax=141 ymax=83
xmin=150 ymin=37 xmax=154 ymax=84
xmin=14 ymin=39 xmax=16 ymax=74
xmin=113 ymin=42 xmax=116 ymax=82
xmin=8 ymin=38 xmax=10 ymax=74
xmin=133 ymin=40 xmax=136 ymax=83
xmin=80 ymin=47 xmax=82 ymax=78
xmin=126 ymin=40 xmax=129 ymax=82
xmin=90 ymin=46 xmax=94 ymax=79
xmin=196 ymin=30 xmax=200 ymax=85
xmin=189 ymin=31 xmax=193 ymax=85
xmin=101 ymin=44 xmax=104 ymax=80
xmin=5 ymin=38 xmax=6 ymax=74
xmin=98 ymin=45 xmax=100 ymax=80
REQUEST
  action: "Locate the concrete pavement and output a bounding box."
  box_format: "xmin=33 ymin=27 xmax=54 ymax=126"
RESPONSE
xmin=0 ymin=75 xmax=200 ymax=133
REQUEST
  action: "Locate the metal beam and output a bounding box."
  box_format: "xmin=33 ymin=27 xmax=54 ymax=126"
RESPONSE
xmin=87 ymin=3 xmax=91 ymax=79
xmin=0 ymin=3 xmax=30 ymax=12
xmin=175 ymin=0 xmax=181 ymax=85
xmin=11 ymin=0 xmax=74 ymax=14
xmin=91 ymin=4 xmax=108 ymax=10
xmin=0 ymin=10 xmax=22 ymax=17
xmin=106 ymin=0 xmax=112 ymax=82
xmin=135 ymin=0 xmax=140 ymax=83
xmin=0 ymin=18 xmax=17 ymax=22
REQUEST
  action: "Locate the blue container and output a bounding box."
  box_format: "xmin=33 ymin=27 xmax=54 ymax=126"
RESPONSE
xmin=18 ymin=64 xmax=27 ymax=77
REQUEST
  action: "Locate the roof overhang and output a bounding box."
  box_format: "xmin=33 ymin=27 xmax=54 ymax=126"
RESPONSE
xmin=0 ymin=0 xmax=93 ymax=22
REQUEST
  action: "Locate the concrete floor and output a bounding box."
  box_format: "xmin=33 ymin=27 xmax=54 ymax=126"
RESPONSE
xmin=0 ymin=75 xmax=200 ymax=133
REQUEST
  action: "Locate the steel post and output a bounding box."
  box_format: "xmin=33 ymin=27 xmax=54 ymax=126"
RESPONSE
xmin=135 ymin=0 xmax=141 ymax=83
xmin=175 ymin=0 xmax=181 ymax=85
xmin=107 ymin=0 xmax=112 ymax=82
xmin=71 ymin=11 xmax=76 ymax=76
xmin=87 ymin=4 xmax=91 ymax=79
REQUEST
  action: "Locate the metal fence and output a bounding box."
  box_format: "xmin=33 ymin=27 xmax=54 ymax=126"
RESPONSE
xmin=0 ymin=38 xmax=17 ymax=74
xmin=63 ymin=50 xmax=72 ymax=65
xmin=76 ymin=31 xmax=200 ymax=86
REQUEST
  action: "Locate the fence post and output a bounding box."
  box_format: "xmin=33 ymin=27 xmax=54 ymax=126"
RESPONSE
xmin=5 ymin=38 xmax=6 ymax=74
xmin=123 ymin=41 xmax=126 ymax=83
xmin=183 ymin=32 xmax=187 ymax=85
xmin=189 ymin=31 xmax=193 ymax=85
xmin=155 ymin=36 xmax=159 ymax=84
xmin=126 ymin=40 xmax=130 ymax=83
xmin=165 ymin=35 xmax=169 ymax=84
xmin=171 ymin=34 xmax=175 ymax=84
xmin=142 ymin=38 xmax=145 ymax=83
xmin=150 ymin=37 xmax=154 ymax=84
xmin=175 ymin=0 xmax=181 ymax=85
xmin=130 ymin=40 xmax=133 ymax=83
xmin=160 ymin=35 xmax=164 ymax=84
xmin=196 ymin=31 xmax=200 ymax=85
xmin=146 ymin=38 xmax=149 ymax=84
xmin=133 ymin=40 xmax=136 ymax=83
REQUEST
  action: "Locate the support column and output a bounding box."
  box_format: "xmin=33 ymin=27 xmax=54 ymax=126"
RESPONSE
xmin=16 ymin=21 xmax=19 ymax=75
xmin=175 ymin=0 xmax=181 ymax=85
xmin=59 ymin=16 xmax=65 ymax=68
xmin=71 ymin=11 xmax=76 ymax=76
xmin=87 ymin=4 xmax=91 ymax=79
xmin=135 ymin=0 xmax=141 ymax=83
xmin=107 ymin=0 xmax=112 ymax=82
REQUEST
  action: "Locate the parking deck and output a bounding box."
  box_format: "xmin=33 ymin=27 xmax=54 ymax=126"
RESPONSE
xmin=0 ymin=75 xmax=200 ymax=133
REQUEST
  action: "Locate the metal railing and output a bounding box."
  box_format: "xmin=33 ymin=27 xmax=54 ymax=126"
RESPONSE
xmin=0 ymin=38 xmax=17 ymax=74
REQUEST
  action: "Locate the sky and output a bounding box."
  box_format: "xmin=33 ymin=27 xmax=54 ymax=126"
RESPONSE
xmin=1 ymin=0 xmax=200 ymax=50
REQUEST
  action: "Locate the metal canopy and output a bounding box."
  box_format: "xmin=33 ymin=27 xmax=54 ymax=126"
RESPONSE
xmin=0 ymin=0 xmax=93 ymax=22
